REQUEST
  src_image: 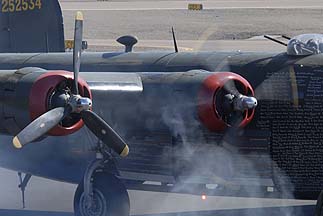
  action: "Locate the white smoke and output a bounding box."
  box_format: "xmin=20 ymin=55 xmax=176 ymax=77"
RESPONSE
xmin=158 ymin=100 xmax=298 ymax=216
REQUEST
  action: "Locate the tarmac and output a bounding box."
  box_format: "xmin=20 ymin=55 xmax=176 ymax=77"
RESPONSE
xmin=60 ymin=0 xmax=323 ymax=10
xmin=0 ymin=168 xmax=315 ymax=216
xmin=0 ymin=167 xmax=316 ymax=215
xmin=59 ymin=0 xmax=323 ymax=52
xmin=0 ymin=206 xmax=317 ymax=216
xmin=84 ymin=38 xmax=286 ymax=52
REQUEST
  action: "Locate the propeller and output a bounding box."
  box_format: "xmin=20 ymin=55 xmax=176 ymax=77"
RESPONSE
xmin=12 ymin=12 xmax=129 ymax=157
xmin=73 ymin=11 xmax=83 ymax=95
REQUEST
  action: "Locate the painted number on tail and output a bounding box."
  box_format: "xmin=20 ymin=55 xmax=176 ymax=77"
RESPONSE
xmin=1 ymin=0 xmax=42 ymax=13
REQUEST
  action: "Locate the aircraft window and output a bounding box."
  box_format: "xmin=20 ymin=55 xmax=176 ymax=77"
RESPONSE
xmin=287 ymin=34 xmax=323 ymax=56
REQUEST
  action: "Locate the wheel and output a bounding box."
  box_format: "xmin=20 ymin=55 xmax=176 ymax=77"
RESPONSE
xmin=316 ymin=190 xmax=323 ymax=216
xmin=74 ymin=171 xmax=130 ymax=216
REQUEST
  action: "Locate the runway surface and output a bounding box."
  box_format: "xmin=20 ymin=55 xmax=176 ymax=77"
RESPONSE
xmin=85 ymin=38 xmax=286 ymax=52
xmin=0 ymin=168 xmax=316 ymax=215
xmin=0 ymin=205 xmax=317 ymax=216
xmin=60 ymin=2 xmax=323 ymax=44
xmin=60 ymin=0 xmax=323 ymax=10
xmin=60 ymin=0 xmax=320 ymax=52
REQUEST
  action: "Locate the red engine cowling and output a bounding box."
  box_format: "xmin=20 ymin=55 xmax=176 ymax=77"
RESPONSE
xmin=198 ymin=72 xmax=256 ymax=131
xmin=0 ymin=68 xmax=91 ymax=136
xmin=29 ymin=71 xmax=92 ymax=136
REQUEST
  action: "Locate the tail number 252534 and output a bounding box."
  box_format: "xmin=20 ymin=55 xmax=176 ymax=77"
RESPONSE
xmin=1 ymin=0 xmax=42 ymax=13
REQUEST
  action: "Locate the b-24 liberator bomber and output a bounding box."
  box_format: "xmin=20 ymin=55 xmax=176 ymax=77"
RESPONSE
xmin=1 ymin=1 xmax=323 ymax=216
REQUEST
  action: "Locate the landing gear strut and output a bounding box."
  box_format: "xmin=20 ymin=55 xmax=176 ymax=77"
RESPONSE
xmin=18 ymin=172 xmax=32 ymax=209
xmin=74 ymin=145 xmax=130 ymax=216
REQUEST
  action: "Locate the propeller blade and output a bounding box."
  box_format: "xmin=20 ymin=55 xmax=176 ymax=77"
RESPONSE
xmin=13 ymin=107 xmax=70 ymax=149
xmin=223 ymin=79 xmax=240 ymax=96
xmin=81 ymin=110 xmax=129 ymax=157
xmin=72 ymin=11 xmax=84 ymax=95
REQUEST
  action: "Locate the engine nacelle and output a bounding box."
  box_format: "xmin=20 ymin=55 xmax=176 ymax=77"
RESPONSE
xmin=0 ymin=67 xmax=91 ymax=136
xmin=138 ymin=70 xmax=257 ymax=132
xmin=198 ymin=72 xmax=257 ymax=131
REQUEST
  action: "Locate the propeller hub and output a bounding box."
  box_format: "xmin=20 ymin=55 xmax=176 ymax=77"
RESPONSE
xmin=69 ymin=95 xmax=92 ymax=113
xmin=233 ymin=95 xmax=258 ymax=111
xmin=77 ymin=97 xmax=92 ymax=111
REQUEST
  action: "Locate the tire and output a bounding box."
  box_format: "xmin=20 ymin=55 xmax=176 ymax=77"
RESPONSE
xmin=74 ymin=171 xmax=130 ymax=216
xmin=316 ymin=190 xmax=323 ymax=216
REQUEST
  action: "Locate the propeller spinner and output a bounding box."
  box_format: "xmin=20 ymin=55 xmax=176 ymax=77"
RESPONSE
xmin=12 ymin=12 xmax=129 ymax=157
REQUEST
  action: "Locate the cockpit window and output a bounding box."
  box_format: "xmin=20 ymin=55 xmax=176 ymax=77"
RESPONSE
xmin=287 ymin=34 xmax=323 ymax=56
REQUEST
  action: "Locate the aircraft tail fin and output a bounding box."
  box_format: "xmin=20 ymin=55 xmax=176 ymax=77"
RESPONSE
xmin=0 ymin=0 xmax=65 ymax=53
